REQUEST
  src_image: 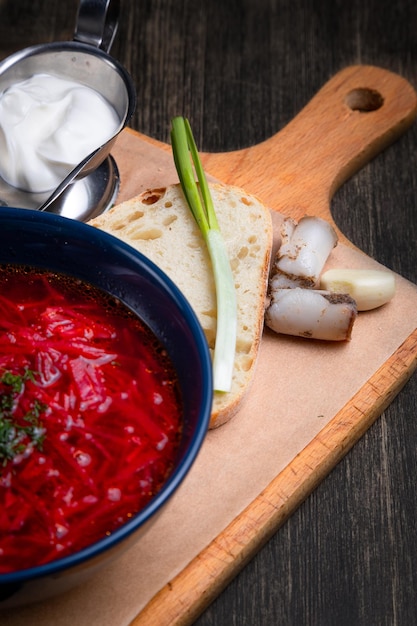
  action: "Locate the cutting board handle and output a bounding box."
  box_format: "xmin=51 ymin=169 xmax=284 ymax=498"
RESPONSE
xmin=201 ymin=65 xmax=417 ymax=228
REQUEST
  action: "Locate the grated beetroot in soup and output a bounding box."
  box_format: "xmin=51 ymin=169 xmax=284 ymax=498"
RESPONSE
xmin=0 ymin=266 xmax=183 ymax=573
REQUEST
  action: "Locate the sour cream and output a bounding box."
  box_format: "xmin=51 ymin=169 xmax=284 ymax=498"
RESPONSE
xmin=0 ymin=73 xmax=120 ymax=193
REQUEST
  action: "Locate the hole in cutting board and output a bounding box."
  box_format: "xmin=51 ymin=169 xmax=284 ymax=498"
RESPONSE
xmin=345 ymin=88 xmax=384 ymax=112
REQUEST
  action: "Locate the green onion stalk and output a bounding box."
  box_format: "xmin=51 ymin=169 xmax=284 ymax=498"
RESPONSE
xmin=170 ymin=117 xmax=237 ymax=393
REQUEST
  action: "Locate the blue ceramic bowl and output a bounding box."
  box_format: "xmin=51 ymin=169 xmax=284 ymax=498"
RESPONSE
xmin=0 ymin=208 xmax=212 ymax=609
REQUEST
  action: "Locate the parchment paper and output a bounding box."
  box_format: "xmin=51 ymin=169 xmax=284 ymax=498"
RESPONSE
xmin=2 ymin=131 xmax=417 ymax=625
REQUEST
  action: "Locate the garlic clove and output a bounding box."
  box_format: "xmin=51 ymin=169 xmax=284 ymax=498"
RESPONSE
xmin=319 ymin=268 xmax=396 ymax=311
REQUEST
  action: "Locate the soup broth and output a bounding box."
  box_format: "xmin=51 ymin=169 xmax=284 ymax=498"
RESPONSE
xmin=0 ymin=266 xmax=183 ymax=573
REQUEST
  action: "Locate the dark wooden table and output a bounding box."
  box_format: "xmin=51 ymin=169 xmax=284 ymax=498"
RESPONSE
xmin=1 ymin=1 xmax=417 ymax=624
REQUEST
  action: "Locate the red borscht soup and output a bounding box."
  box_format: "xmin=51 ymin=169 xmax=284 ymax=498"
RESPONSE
xmin=0 ymin=266 xmax=183 ymax=573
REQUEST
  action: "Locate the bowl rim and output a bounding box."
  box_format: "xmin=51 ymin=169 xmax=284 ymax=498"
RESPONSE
xmin=0 ymin=208 xmax=213 ymax=583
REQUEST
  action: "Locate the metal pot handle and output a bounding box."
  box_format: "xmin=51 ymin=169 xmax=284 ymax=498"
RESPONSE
xmin=73 ymin=0 xmax=120 ymax=53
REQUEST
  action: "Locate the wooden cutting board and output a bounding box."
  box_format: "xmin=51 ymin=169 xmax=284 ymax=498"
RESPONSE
xmin=115 ymin=65 xmax=417 ymax=626
xmin=5 ymin=65 xmax=417 ymax=626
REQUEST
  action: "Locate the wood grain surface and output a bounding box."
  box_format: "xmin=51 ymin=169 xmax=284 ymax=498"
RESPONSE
xmin=200 ymin=65 xmax=417 ymax=232
xmin=1 ymin=1 xmax=417 ymax=625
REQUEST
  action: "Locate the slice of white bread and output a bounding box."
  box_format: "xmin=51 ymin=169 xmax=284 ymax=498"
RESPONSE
xmin=88 ymin=182 xmax=273 ymax=428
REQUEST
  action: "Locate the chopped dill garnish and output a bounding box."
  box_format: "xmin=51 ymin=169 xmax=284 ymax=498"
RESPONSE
xmin=0 ymin=369 xmax=46 ymax=466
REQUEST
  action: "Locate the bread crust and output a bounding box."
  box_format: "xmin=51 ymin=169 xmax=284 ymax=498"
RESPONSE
xmin=89 ymin=182 xmax=273 ymax=428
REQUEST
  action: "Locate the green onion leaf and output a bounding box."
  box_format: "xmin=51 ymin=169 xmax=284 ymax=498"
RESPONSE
xmin=171 ymin=116 xmax=237 ymax=392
